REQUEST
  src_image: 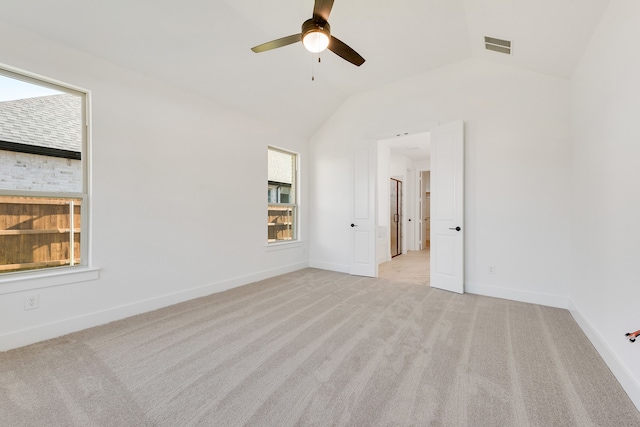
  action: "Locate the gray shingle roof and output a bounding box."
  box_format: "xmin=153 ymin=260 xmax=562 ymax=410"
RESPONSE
xmin=0 ymin=94 xmax=82 ymax=152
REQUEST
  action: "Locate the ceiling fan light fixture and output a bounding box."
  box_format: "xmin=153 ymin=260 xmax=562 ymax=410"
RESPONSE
xmin=302 ymin=19 xmax=330 ymax=53
xmin=303 ymin=31 xmax=330 ymax=53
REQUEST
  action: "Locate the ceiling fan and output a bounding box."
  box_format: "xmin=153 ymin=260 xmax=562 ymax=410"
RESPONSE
xmin=251 ymin=0 xmax=365 ymax=66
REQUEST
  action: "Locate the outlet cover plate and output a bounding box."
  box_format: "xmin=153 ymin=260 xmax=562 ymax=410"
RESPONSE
xmin=24 ymin=294 xmax=40 ymax=310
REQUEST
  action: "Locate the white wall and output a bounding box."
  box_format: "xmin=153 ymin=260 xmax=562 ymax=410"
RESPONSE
xmin=0 ymin=22 xmax=308 ymax=350
xmin=389 ymin=153 xmax=413 ymax=178
xmin=569 ymin=0 xmax=640 ymax=409
xmin=377 ymin=144 xmax=391 ymax=263
xmin=309 ymin=58 xmax=572 ymax=308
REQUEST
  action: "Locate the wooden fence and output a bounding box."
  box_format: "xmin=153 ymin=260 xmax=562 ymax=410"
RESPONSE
xmin=268 ymin=205 xmax=294 ymax=242
xmin=0 ymin=196 xmax=81 ymax=273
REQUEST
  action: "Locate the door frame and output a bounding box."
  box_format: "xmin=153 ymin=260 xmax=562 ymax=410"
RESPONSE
xmin=390 ymin=177 xmax=402 ymax=258
xmin=368 ymin=123 xmax=464 ymax=288
xmin=417 ymin=170 xmax=431 ymax=251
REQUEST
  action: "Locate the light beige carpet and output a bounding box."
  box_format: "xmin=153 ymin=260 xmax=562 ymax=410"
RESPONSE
xmin=1 ymin=268 xmax=639 ymax=426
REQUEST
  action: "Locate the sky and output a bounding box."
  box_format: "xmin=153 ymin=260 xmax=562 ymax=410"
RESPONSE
xmin=0 ymin=75 xmax=62 ymax=102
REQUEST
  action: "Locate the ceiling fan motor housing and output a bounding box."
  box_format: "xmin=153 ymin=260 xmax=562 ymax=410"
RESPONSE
xmin=302 ymin=18 xmax=330 ymax=41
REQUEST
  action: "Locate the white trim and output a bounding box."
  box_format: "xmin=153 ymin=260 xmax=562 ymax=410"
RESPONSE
xmin=308 ymin=260 xmax=351 ymax=274
xmin=0 ymin=190 xmax=86 ymax=198
xmin=82 ymin=90 xmax=92 ymax=269
xmin=267 ymin=146 xmax=300 ymax=243
xmin=264 ymin=241 xmax=304 ymax=252
xmin=0 ymin=267 xmax=100 ymax=295
xmin=0 ymin=64 xmax=93 ymax=275
xmin=0 ymin=64 xmax=89 ymax=97
xmin=0 ymin=262 xmax=306 ymax=352
xmin=465 ymin=281 xmax=569 ymax=309
xmin=569 ymin=299 xmax=640 ymax=411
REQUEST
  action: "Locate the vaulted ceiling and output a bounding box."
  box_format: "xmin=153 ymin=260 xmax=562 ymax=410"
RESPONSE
xmin=1 ymin=0 xmax=610 ymax=138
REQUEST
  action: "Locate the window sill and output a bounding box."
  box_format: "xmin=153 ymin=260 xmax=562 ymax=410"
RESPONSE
xmin=264 ymin=241 xmax=304 ymax=252
xmin=0 ymin=266 xmax=100 ymax=295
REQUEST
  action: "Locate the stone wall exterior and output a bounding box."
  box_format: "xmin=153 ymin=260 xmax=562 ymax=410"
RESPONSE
xmin=0 ymin=93 xmax=83 ymax=192
xmin=0 ymin=151 xmax=81 ymax=192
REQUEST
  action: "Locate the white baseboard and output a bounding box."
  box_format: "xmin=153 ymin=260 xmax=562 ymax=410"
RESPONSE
xmin=308 ymin=260 xmax=350 ymax=274
xmin=568 ymin=299 xmax=640 ymax=412
xmin=465 ymin=281 xmax=569 ymax=309
xmin=0 ymin=261 xmax=308 ymax=352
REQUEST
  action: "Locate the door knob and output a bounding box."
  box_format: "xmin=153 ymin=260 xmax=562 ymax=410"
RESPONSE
xmin=351 ymin=223 xmax=358 ymax=227
xmin=449 ymin=226 xmax=461 ymax=231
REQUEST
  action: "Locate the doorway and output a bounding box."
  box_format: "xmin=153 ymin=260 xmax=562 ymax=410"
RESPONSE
xmin=376 ymin=132 xmax=431 ymax=285
xmin=352 ymin=121 xmax=464 ymax=292
xmin=390 ymin=178 xmax=402 ymax=258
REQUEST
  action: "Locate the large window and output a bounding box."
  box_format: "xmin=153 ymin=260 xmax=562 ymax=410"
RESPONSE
xmin=267 ymin=147 xmax=297 ymax=243
xmin=0 ymin=68 xmax=88 ymax=274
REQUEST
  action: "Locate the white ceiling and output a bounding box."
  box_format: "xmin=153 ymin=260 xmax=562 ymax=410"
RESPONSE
xmin=0 ymin=0 xmax=610 ymax=139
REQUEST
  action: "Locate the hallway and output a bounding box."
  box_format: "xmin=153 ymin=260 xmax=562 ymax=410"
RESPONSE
xmin=378 ymin=249 xmax=430 ymax=285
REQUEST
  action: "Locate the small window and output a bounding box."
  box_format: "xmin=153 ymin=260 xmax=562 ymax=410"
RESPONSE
xmin=0 ymin=68 xmax=88 ymax=274
xmin=267 ymin=147 xmax=297 ymax=243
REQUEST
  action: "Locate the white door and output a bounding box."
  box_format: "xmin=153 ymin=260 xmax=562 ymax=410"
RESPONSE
xmin=351 ymin=147 xmax=377 ymax=277
xmin=430 ymin=121 xmax=464 ymax=293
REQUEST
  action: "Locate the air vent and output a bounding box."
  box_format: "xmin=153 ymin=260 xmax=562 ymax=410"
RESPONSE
xmin=484 ymin=36 xmax=512 ymax=55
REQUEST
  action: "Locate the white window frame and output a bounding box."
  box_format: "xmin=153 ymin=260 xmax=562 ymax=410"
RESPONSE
xmin=0 ymin=64 xmax=95 ymax=285
xmin=267 ymin=146 xmax=299 ymax=245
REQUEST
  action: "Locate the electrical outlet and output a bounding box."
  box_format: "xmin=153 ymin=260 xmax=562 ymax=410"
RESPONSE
xmin=24 ymin=294 xmax=39 ymax=310
xmin=488 ymin=266 xmax=496 ymax=275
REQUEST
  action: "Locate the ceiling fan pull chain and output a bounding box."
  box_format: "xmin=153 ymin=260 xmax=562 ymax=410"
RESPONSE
xmin=311 ymin=53 xmax=322 ymax=81
xmin=311 ymin=53 xmax=323 ymax=81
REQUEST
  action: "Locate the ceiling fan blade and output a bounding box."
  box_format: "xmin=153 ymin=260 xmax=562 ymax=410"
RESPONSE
xmin=328 ymin=36 xmax=365 ymax=66
xmin=313 ymin=0 xmax=335 ymax=22
xmin=251 ymin=34 xmax=301 ymax=53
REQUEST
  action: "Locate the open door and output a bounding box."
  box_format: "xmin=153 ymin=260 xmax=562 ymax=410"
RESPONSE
xmin=430 ymin=121 xmax=464 ymax=293
xmin=351 ymin=147 xmax=377 ymax=277
xmin=390 ymin=178 xmax=402 ymax=257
